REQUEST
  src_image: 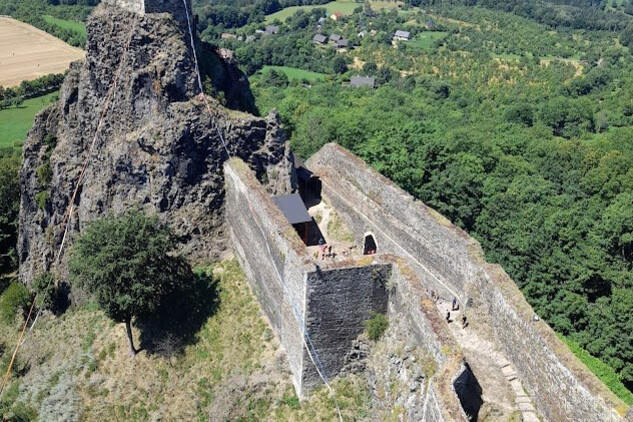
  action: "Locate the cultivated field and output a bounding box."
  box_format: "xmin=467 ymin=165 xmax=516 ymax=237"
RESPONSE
xmin=0 ymin=16 xmax=84 ymax=87
xmin=266 ymin=0 xmax=404 ymax=23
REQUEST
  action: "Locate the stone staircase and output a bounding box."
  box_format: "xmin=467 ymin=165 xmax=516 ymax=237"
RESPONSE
xmin=496 ymin=356 xmax=540 ymax=422
xmin=437 ymin=299 xmax=541 ymax=422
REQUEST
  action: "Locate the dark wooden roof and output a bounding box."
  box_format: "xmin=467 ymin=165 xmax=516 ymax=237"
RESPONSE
xmin=273 ymin=193 xmax=312 ymax=225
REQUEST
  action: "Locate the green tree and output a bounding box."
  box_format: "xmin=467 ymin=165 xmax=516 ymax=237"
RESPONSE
xmin=620 ymin=24 xmax=633 ymax=46
xmin=0 ymin=153 xmax=21 ymax=274
xmin=333 ymin=56 xmax=348 ymax=74
xmin=69 ymin=212 xmax=193 ymax=355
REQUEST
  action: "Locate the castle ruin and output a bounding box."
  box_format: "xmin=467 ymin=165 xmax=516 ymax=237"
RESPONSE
xmin=106 ymin=0 xmax=190 ymax=24
xmin=225 ymin=144 xmax=630 ymax=421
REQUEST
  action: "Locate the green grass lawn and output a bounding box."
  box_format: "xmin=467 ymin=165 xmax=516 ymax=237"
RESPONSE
xmin=0 ymin=92 xmax=58 ymax=149
xmin=493 ymin=53 xmax=522 ymax=61
xmin=408 ymin=31 xmax=449 ymax=51
xmin=265 ymin=0 xmax=402 ymax=23
xmin=43 ymin=15 xmax=87 ymax=38
xmin=260 ymin=65 xmax=327 ymax=81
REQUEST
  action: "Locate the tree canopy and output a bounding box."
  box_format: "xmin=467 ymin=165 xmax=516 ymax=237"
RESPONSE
xmin=69 ymin=212 xmax=193 ymax=354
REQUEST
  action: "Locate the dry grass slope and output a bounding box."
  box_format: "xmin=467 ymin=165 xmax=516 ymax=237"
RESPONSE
xmin=1 ymin=260 xmax=373 ymax=421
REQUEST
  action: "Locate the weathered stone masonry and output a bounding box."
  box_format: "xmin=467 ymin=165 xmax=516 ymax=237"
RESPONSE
xmin=225 ymin=158 xmax=469 ymax=420
xmin=107 ymin=0 xmax=190 ymax=25
xmin=225 ymin=159 xmax=397 ymax=397
xmin=307 ymin=143 xmax=628 ymax=422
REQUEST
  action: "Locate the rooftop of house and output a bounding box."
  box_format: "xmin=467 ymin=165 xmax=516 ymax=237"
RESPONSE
xmin=394 ymin=29 xmax=411 ymax=39
xmin=335 ymin=38 xmax=348 ymax=48
xmin=350 ymin=76 xmax=376 ymax=88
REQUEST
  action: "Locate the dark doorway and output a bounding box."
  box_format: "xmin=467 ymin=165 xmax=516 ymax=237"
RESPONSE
xmin=296 ymin=165 xmax=322 ymax=208
xmin=453 ymin=363 xmax=484 ymax=421
xmin=363 ymin=234 xmax=377 ymax=255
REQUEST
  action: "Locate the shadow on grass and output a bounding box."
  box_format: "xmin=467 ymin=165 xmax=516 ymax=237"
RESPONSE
xmin=136 ymin=270 xmax=220 ymax=358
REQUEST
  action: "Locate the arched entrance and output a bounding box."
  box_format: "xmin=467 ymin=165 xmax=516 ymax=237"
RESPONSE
xmin=363 ymin=233 xmax=377 ymax=255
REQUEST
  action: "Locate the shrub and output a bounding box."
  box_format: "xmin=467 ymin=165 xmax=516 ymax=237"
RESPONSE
xmin=36 ymin=162 xmax=52 ymax=187
xmin=32 ymin=272 xmax=68 ymax=315
xmin=364 ymin=312 xmax=388 ymax=341
xmin=0 ymin=282 xmax=31 ymax=323
xmin=35 ymin=191 xmax=49 ymax=210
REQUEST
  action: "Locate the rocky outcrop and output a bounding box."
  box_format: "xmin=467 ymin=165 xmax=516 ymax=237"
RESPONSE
xmin=18 ymin=1 xmax=291 ymax=284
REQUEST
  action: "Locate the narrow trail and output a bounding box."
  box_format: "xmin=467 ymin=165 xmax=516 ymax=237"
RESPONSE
xmin=437 ymin=299 xmax=540 ymax=422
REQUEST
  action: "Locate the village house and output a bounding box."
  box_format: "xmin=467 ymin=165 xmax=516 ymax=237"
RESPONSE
xmin=313 ymin=34 xmax=328 ymax=45
xmin=264 ymin=25 xmax=279 ymax=35
xmin=349 ymin=76 xmax=376 ymax=88
xmin=329 ymin=33 xmax=342 ymax=43
xmin=393 ymin=29 xmax=411 ymax=41
xmin=220 ymin=33 xmax=237 ymax=40
xmin=335 ymin=38 xmax=349 ymax=49
xmin=330 ymin=11 xmax=343 ymax=21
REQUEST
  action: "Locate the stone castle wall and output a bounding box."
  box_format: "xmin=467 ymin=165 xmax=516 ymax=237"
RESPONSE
xmin=225 ymin=157 xmax=485 ymax=418
xmin=307 ymin=143 xmax=628 ymax=422
xmin=387 ymin=260 xmax=469 ymax=421
xmin=107 ymin=0 xmax=190 ymax=24
xmin=306 ymin=146 xmax=473 ymax=305
xmin=301 ymin=264 xmax=391 ymax=390
xmin=225 ymin=159 xmax=308 ymax=395
xmin=225 ymin=159 xmax=406 ymax=397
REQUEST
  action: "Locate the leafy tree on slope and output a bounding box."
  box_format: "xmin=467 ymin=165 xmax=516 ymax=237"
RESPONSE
xmin=69 ymin=211 xmax=192 ymax=355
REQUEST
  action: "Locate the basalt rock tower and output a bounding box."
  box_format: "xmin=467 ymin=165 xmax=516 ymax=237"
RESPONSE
xmin=18 ymin=0 xmax=293 ymax=284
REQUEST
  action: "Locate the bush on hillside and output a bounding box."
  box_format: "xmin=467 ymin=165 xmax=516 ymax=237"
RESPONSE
xmin=32 ymin=272 xmax=68 ymax=315
xmin=364 ymin=312 xmax=388 ymax=341
xmin=0 ymin=282 xmax=31 ymax=324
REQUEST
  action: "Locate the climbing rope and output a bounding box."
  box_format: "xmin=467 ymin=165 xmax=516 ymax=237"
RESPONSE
xmin=180 ymin=1 xmax=343 ymax=417
xmin=0 ymin=15 xmax=139 ymax=397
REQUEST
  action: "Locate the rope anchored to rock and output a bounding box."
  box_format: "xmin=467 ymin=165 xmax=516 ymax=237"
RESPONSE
xmin=0 ymin=14 xmax=140 ymax=398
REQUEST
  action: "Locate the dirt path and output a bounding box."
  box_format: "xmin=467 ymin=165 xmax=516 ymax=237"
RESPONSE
xmin=0 ymin=17 xmax=84 ymax=87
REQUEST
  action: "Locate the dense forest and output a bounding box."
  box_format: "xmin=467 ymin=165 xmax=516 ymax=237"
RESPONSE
xmin=0 ymin=0 xmax=631 ymax=401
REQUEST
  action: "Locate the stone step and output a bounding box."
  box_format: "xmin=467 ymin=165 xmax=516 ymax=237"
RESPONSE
xmin=497 ymin=358 xmax=511 ymax=369
xmin=522 ymin=411 xmax=540 ymax=422
xmin=519 ymin=402 xmax=536 ymax=412
xmin=515 ymin=396 xmax=532 ymax=404
xmin=501 ymin=365 xmax=517 ymax=378
xmin=510 ymin=379 xmax=525 ymax=395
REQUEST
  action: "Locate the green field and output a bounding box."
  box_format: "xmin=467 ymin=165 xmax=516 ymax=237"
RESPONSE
xmin=408 ymin=31 xmax=449 ymax=51
xmin=265 ymin=0 xmax=402 ymax=23
xmin=260 ymin=65 xmax=327 ymax=81
xmin=0 ymin=92 xmax=58 ymax=149
xmin=43 ymin=15 xmax=87 ymax=38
